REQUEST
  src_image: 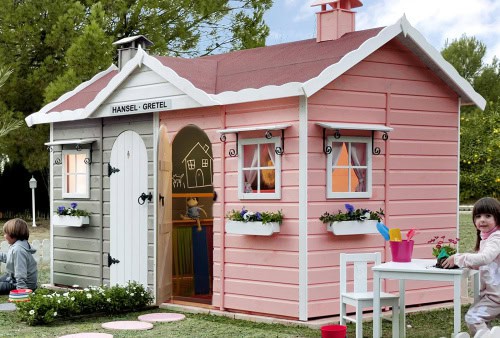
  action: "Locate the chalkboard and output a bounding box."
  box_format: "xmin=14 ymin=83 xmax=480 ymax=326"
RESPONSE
xmin=171 ymin=124 xmax=213 ymax=194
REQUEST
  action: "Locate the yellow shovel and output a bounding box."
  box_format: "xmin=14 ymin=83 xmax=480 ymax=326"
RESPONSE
xmin=389 ymin=228 xmax=402 ymax=242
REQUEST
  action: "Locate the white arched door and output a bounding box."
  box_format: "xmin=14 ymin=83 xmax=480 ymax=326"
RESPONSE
xmin=109 ymin=130 xmax=148 ymax=287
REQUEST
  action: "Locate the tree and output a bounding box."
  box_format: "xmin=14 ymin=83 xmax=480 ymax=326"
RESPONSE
xmin=441 ymin=35 xmax=500 ymax=201
xmin=0 ymin=0 xmax=273 ymax=173
xmin=0 ymin=67 xmax=22 ymax=138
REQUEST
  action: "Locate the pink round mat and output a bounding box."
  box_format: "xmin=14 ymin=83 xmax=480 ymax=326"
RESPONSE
xmin=59 ymin=334 xmax=113 ymax=338
xmin=101 ymin=320 xmax=153 ymax=330
xmin=138 ymin=312 xmax=186 ymax=322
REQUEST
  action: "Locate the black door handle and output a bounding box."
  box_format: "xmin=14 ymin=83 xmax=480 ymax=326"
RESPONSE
xmin=138 ymin=192 xmax=152 ymax=205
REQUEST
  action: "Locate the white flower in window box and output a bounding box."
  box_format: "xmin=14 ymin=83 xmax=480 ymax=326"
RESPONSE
xmin=320 ymin=204 xmax=384 ymax=235
xmin=226 ymin=208 xmax=283 ymax=236
xmin=53 ymin=202 xmax=90 ymax=227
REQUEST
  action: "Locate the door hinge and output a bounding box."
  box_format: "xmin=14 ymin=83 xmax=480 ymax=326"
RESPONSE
xmin=108 ymin=253 xmax=120 ymax=267
xmin=108 ymin=163 xmax=120 ymax=177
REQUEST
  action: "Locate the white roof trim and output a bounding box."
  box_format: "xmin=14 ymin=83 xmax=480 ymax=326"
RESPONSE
xmin=317 ymin=122 xmax=393 ymax=132
xmin=211 ymin=82 xmax=303 ymax=105
xmin=26 ymin=16 xmax=485 ymax=127
xmin=302 ymin=15 xmax=486 ymax=109
xmin=84 ymin=47 xmax=219 ymax=119
xmin=217 ymin=123 xmax=292 ymax=134
xmin=25 ymin=64 xmax=118 ymax=127
xmin=45 ymin=138 xmax=97 ymax=146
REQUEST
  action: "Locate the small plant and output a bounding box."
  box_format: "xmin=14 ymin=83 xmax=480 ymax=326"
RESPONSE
xmin=319 ymin=203 xmax=384 ymax=223
xmin=428 ymin=236 xmax=460 ymax=257
xmin=16 ymin=281 xmax=153 ymax=325
xmin=226 ymin=207 xmax=283 ymax=224
xmin=55 ymin=202 xmax=90 ymax=217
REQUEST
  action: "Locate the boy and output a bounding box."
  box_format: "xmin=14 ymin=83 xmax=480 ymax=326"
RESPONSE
xmin=0 ymin=218 xmax=38 ymax=293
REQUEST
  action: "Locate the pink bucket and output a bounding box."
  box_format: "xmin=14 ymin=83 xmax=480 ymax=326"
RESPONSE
xmin=390 ymin=240 xmax=414 ymax=262
xmin=321 ymin=325 xmax=347 ymax=338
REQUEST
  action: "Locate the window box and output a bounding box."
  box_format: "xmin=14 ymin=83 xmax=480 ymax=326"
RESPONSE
xmin=52 ymin=215 xmax=89 ymax=227
xmin=327 ymin=220 xmax=378 ymax=235
xmin=226 ymin=220 xmax=280 ymax=236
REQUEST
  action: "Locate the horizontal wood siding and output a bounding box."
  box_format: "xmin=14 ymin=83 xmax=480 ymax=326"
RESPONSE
xmin=51 ymin=114 xmax=154 ymax=290
xmin=307 ymin=39 xmax=460 ymax=318
xmin=160 ymin=97 xmax=302 ymax=319
xmin=93 ymin=66 xmax=201 ymax=118
xmin=52 ymin=119 xmax=103 ymax=287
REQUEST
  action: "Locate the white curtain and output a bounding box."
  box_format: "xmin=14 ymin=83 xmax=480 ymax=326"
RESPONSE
xmin=266 ymin=143 xmax=276 ymax=167
xmin=330 ymin=142 xmax=343 ymax=168
xmin=350 ymin=143 xmax=367 ymax=192
xmin=243 ymin=145 xmax=259 ymax=191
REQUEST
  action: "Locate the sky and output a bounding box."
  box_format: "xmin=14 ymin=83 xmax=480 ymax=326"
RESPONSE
xmin=264 ymin=0 xmax=500 ymax=64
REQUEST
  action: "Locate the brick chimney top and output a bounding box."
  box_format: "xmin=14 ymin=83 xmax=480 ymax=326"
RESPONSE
xmin=311 ymin=0 xmax=363 ymax=42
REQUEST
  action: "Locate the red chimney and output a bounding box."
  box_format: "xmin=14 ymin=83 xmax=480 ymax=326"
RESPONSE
xmin=311 ymin=0 xmax=363 ymax=42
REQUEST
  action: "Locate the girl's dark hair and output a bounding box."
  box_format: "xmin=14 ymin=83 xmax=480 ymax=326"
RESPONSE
xmin=472 ymin=197 xmax=500 ymax=251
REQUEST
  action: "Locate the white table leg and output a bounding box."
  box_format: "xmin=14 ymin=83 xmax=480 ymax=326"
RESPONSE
xmin=453 ymin=275 xmax=461 ymax=337
xmin=473 ymin=272 xmax=480 ymax=304
xmin=373 ymin=271 xmax=381 ymax=338
xmin=399 ymin=279 xmax=406 ymax=338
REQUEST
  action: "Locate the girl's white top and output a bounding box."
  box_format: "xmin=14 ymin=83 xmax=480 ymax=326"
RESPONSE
xmin=454 ymin=230 xmax=500 ymax=303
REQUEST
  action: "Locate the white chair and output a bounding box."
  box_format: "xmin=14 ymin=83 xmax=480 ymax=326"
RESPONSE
xmin=456 ymin=333 xmax=471 ymax=338
xmin=490 ymin=327 xmax=500 ymax=336
xmin=475 ymin=329 xmax=492 ymax=338
xmin=340 ymin=252 xmax=400 ymax=338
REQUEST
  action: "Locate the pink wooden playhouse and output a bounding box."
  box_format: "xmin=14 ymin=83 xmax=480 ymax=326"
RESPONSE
xmin=26 ymin=0 xmax=485 ymax=321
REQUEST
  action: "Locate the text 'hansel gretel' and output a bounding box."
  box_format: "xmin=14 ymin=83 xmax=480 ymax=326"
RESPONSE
xmin=111 ymin=100 xmax=171 ymax=114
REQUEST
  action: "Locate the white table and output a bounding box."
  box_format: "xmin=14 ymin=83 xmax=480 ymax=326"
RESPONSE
xmin=372 ymin=259 xmax=480 ymax=338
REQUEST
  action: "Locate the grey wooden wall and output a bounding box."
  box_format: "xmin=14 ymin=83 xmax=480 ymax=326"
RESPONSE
xmin=52 ymin=114 xmax=155 ymax=290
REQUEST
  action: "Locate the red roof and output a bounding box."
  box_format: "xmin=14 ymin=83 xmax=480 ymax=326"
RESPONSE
xmin=50 ymin=27 xmax=383 ymax=112
xmin=156 ymin=27 xmax=383 ymax=94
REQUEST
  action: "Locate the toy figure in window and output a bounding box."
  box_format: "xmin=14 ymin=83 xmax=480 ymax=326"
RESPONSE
xmin=180 ymin=197 xmax=207 ymax=231
xmin=261 ymin=160 xmax=275 ymax=189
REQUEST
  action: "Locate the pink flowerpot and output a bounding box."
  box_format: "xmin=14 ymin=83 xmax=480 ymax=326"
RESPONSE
xmin=390 ymin=240 xmax=414 ymax=262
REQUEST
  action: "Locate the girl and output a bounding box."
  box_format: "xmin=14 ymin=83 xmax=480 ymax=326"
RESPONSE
xmin=0 ymin=218 xmax=38 ymax=294
xmin=442 ymin=197 xmax=500 ymax=335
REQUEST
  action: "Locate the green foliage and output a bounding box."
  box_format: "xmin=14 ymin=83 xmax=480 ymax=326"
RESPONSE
xmin=319 ymin=203 xmax=384 ymax=223
xmin=441 ymin=36 xmax=500 ymax=202
xmin=56 ymin=203 xmax=91 ymax=217
xmin=16 ymin=282 xmax=154 ymax=325
xmin=427 ymin=236 xmax=460 ymax=257
xmin=226 ymin=208 xmax=283 ymax=224
xmin=0 ymin=0 xmax=272 ymax=173
xmin=459 ymin=102 xmax=500 ymax=201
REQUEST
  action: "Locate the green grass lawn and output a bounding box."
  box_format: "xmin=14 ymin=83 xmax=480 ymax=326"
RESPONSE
xmin=0 ymin=212 xmax=497 ymax=337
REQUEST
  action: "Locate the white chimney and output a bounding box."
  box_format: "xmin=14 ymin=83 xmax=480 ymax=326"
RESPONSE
xmin=113 ymin=35 xmax=154 ymax=70
xmin=311 ymin=0 xmax=363 ymax=42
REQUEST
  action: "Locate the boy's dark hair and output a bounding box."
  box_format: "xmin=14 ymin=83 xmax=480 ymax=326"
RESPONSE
xmin=2 ymin=218 xmax=30 ymax=241
xmin=472 ymin=197 xmax=500 ymax=251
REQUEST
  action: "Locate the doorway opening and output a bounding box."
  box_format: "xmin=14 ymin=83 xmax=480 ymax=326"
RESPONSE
xmin=170 ymin=124 xmax=214 ymax=304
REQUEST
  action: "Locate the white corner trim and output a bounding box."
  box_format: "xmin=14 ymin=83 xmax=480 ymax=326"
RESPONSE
xmin=211 ymin=82 xmax=303 ymax=105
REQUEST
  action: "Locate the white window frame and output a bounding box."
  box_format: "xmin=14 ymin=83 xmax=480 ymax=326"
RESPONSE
xmin=62 ymin=149 xmax=90 ymax=199
xmin=238 ymin=136 xmax=281 ymax=200
xmin=326 ymin=136 xmax=372 ymax=199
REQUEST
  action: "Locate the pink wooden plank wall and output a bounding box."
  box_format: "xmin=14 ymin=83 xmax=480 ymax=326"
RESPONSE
xmin=307 ymin=39 xmax=460 ymax=318
xmin=160 ymin=97 xmax=303 ymax=318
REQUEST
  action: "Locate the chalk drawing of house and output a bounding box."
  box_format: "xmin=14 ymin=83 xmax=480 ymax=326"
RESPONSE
xmin=181 ymin=142 xmax=213 ymax=189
